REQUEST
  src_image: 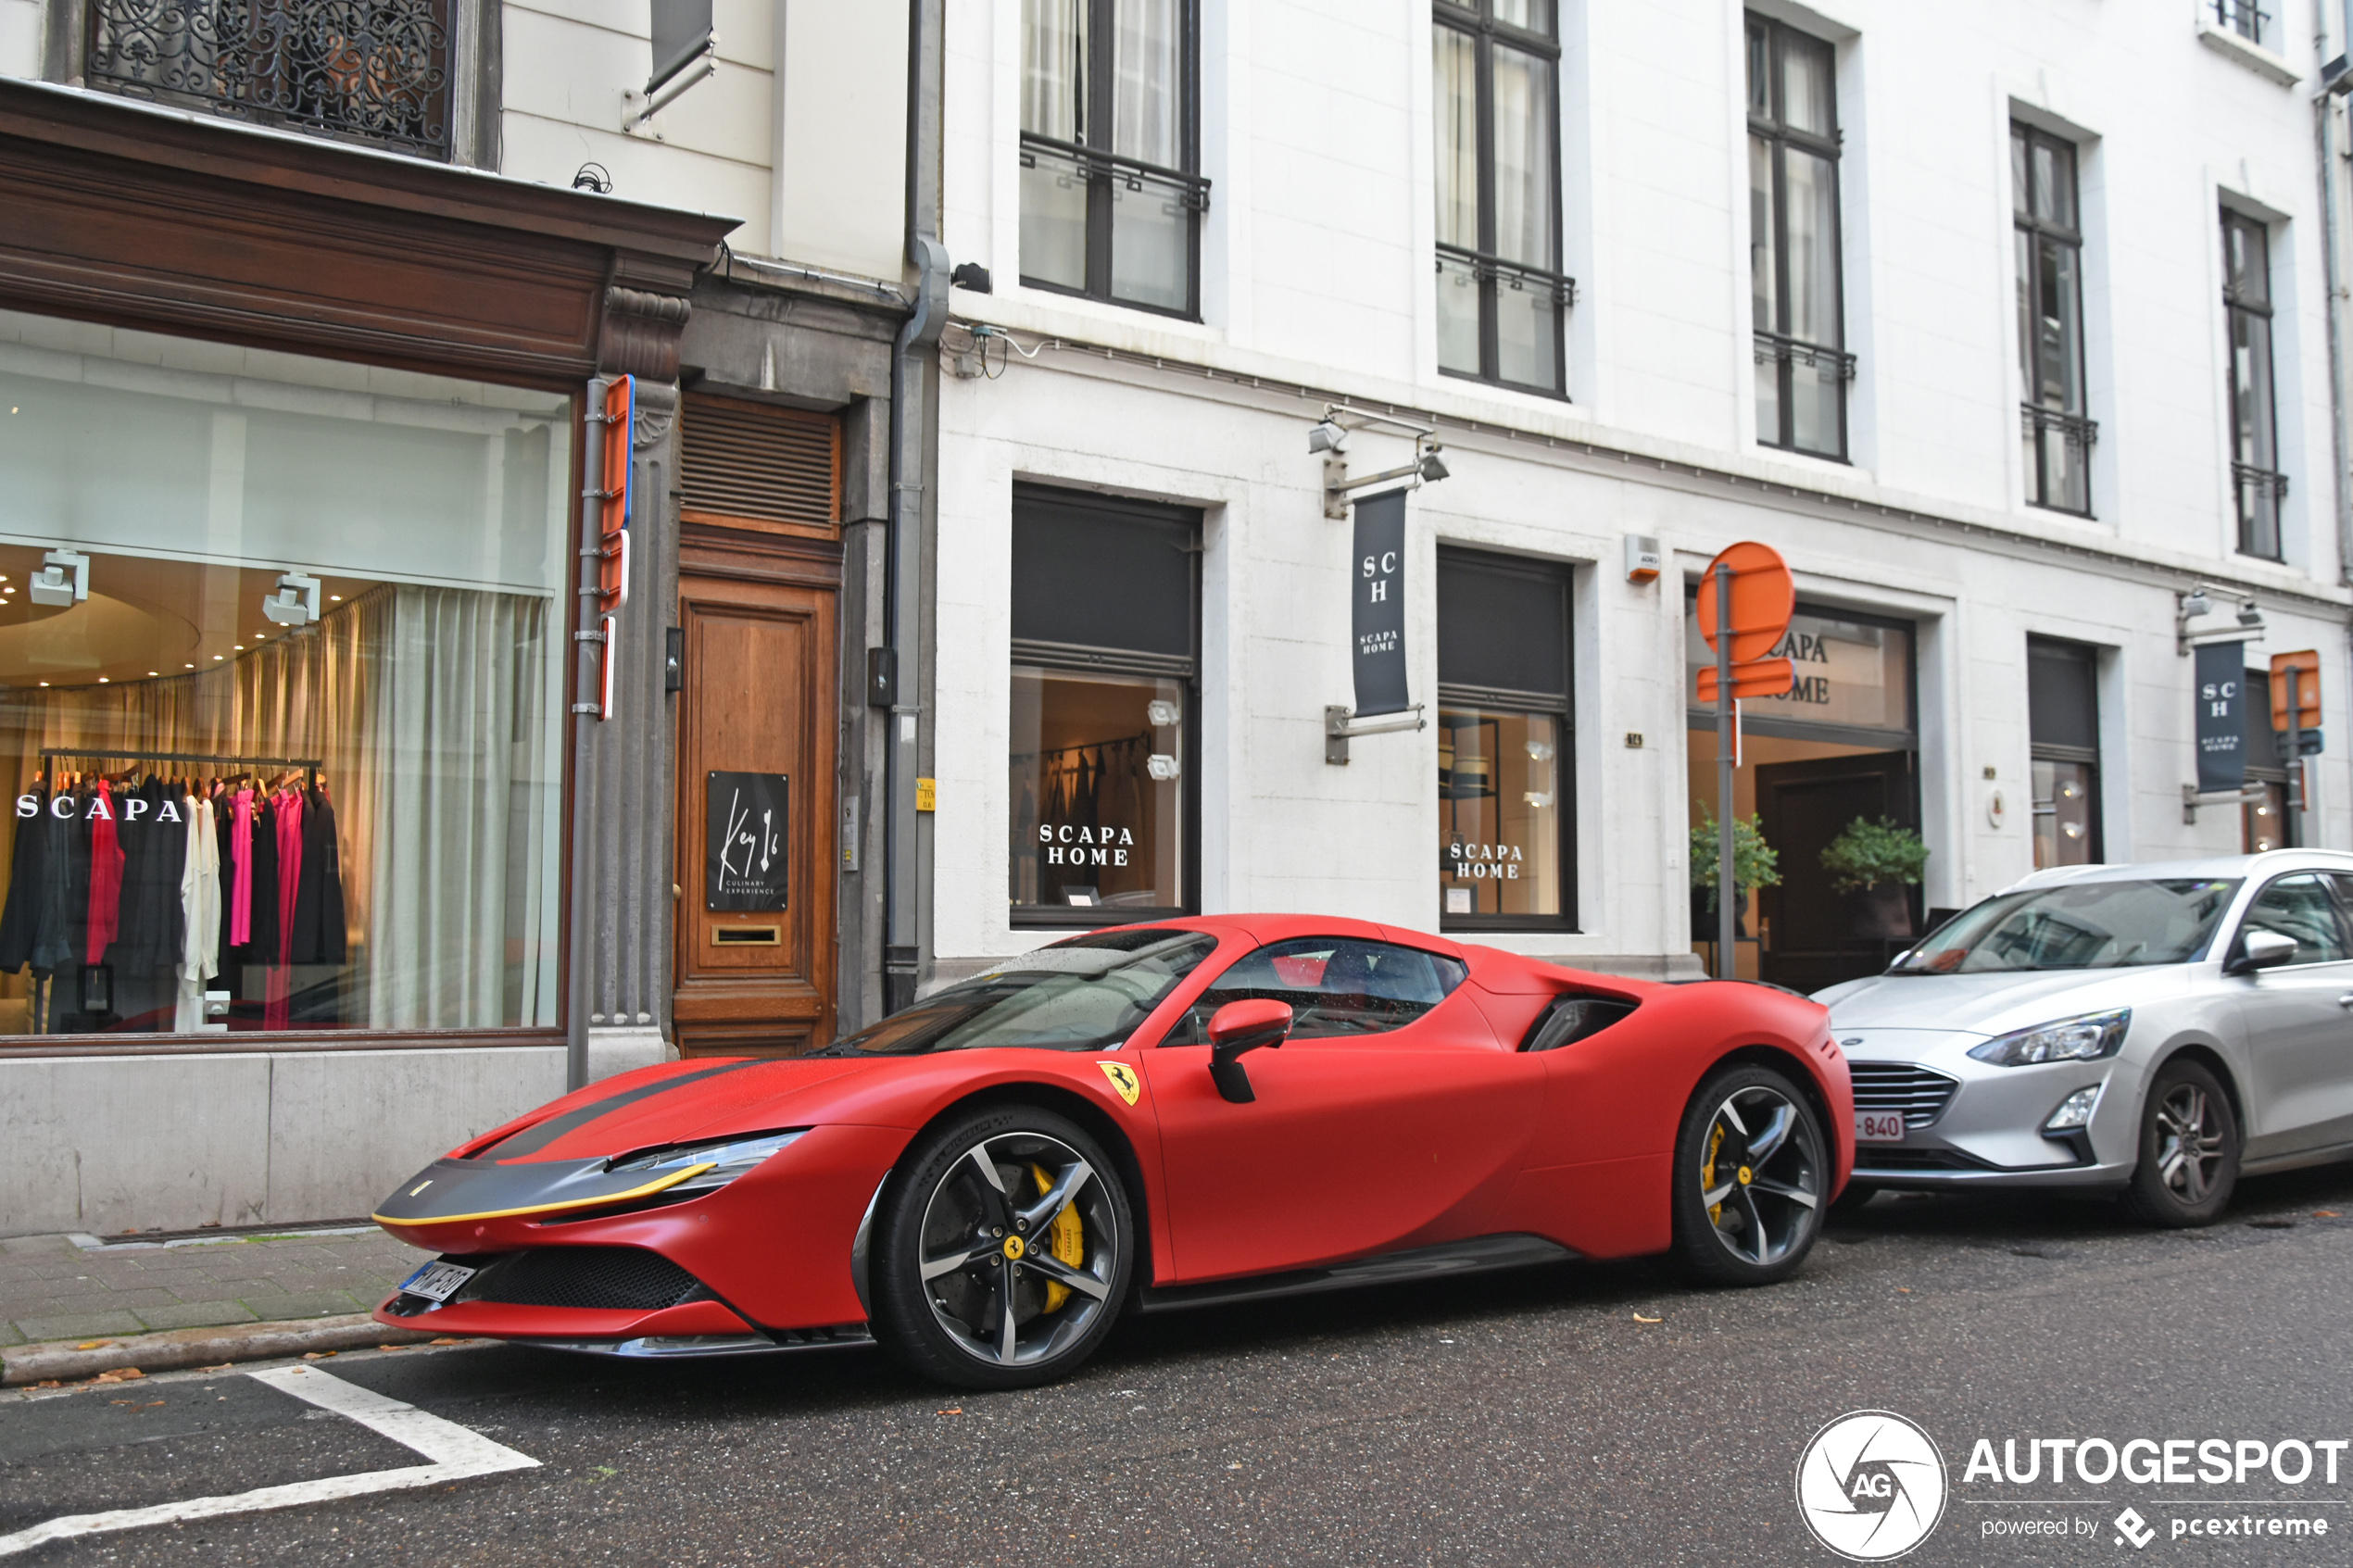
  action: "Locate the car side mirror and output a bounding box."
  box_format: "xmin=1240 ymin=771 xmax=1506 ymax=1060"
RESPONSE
xmin=1206 ymin=998 xmax=1292 ymax=1104
xmin=2228 ymin=929 xmax=2299 ymax=974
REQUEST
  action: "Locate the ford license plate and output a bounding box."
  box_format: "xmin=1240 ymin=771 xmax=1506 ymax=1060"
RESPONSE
xmin=1854 ymin=1110 xmax=1906 ymax=1144
xmin=398 ymin=1261 xmax=476 ymax=1303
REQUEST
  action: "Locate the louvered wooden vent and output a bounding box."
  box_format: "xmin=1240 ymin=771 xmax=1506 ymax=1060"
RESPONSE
xmin=679 ymin=394 xmax=840 ymax=529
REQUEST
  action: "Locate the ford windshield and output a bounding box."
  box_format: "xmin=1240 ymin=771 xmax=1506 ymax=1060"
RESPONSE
xmin=1889 ymin=879 xmax=2242 ymax=973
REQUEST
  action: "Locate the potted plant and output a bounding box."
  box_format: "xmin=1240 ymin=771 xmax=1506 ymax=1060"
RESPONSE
xmin=1820 ymin=816 xmax=1930 ymax=940
xmin=1690 ymin=809 xmax=1780 ymax=940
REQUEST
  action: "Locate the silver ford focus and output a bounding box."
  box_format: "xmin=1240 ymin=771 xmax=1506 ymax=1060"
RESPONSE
xmin=1817 ymin=851 xmax=2353 ymax=1225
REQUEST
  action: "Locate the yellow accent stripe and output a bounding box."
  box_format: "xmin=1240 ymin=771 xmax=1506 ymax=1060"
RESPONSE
xmin=368 ymin=1162 xmax=718 ymax=1227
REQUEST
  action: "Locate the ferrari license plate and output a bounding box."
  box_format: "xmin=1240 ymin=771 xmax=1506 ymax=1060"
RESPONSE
xmin=398 ymin=1261 xmax=476 ymax=1303
xmin=1855 ymin=1110 xmax=1906 ymax=1144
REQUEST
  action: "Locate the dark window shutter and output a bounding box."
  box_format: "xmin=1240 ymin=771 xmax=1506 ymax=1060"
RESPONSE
xmin=679 ymin=395 xmax=839 ymax=527
xmin=1438 ymin=550 xmax=1570 ymax=700
xmin=2027 ymin=637 xmax=2099 ymax=748
xmin=1011 ymin=488 xmax=1196 ymax=659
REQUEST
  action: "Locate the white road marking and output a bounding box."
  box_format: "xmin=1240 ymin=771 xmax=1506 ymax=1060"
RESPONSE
xmin=0 ymin=1362 xmax=537 ymax=1557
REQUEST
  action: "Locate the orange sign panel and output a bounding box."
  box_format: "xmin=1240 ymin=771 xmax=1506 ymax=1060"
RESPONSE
xmin=1694 ymin=541 xmax=1795 ymax=665
xmin=1696 ymin=658 xmax=1796 ymax=703
xmin=2271 ymin=649 xmax=2321 ymax=731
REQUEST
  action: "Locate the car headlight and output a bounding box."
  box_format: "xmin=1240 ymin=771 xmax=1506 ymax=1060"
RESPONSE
xmin=1967 ymin=1010 xmax=2130 ymax=1067
xmin=606 ymin=1129 xmax=807 ymax=1194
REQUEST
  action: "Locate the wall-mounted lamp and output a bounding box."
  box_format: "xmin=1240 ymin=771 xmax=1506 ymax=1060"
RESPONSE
xmin=27 ymin=548 xmax=87 ymax=607
xmin=1312 ymin=405 xmax=1451 ymax=519
xmin=262 ymin=571 xmax=321 ymax=627
xmin=1306 ymin=418 xmax=1346 ymax=455
xmin=2238 ymin=597 xmax=2265 ymax=629
xmin=2176 ymin=583 xmax=2262 ymax=654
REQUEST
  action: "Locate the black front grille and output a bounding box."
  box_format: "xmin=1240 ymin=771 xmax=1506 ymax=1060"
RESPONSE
xmin=459 ymin=1248 xmax=707 ymax=1311
xmin=1849 ymin=1062 xmax=1959 ymax=1128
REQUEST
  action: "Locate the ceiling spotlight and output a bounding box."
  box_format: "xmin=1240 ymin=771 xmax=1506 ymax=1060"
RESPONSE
xmin=28 ymin=548 xmax=88 ymax=608
xmin=1418 ymin=448 xmax=1451 ymax=482
xmin=1307 ymin=418 xmax=1346 ymax=455
xmin=96 ymin=677 xmax=107 ymax=684
xmin=147 ymin=671 xmax=157 ymax=676
xmin=262 ymin=571 xmax=320 ymax=627
xmin=213 ymin=655 xmax=224 ymax=660
xmin=184 ymin=663 xmax=195 ymax=669
xmin=330 ymin=594 xmax=343 ymax=602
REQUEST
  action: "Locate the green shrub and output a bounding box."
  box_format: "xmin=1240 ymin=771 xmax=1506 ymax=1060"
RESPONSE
xmin=1820 ymin=816 xmax=1930 ymax=894
xmin=1690 ymin=810 xmax=1780 ymax=912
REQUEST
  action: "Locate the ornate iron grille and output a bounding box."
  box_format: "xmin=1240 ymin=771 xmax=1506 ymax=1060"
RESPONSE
xmin=88 ymin=0 xmax=453 ymax=158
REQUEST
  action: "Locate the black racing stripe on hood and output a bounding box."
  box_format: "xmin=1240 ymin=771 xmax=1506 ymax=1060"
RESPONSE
xmin=481 ymin=1060 xmax=770 ymax=1161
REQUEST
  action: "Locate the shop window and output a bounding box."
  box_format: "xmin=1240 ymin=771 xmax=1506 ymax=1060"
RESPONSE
xmin=1746 ymin=15 xmax=1850 ymax=458
xmin=0 ymin=308 xmax=569 ymax=1037
xmin=2014 ymin=124 xmax=2096 ymax=516
xmin=2243 ymin=667 xmax=2292 ymax=850
xmin=1433 ymin=0 xmax=1572 ymax=395
xmin=1437 ymin=549 xmax=1573 ymax=931
xmin=1008 ymin=487 xmax=1197 ymax=926
xmin=1019 ymin=0 xmax=1208 ymax=319
xmin=2028 ymin=637 xmax=2102 ymax=868
xmin=2222 ymin=210 xmax=2286 ymax=560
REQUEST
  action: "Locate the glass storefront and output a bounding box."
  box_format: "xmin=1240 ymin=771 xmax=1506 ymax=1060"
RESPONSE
xmin=0 ymin=308 xmax=570 ymax=1035
xmin=1436 ymin=549 xmax=1574 ymax=931
xmin=1006 ymin=486 xmax=1196 ymax=925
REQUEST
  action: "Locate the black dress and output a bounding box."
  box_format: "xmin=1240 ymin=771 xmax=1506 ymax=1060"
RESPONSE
xmin=288 ymin=786 xmax=346 ymax=964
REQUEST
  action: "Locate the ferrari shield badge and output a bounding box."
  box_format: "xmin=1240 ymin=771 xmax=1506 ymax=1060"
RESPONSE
xmin=1098 ymin=1060 xmax=1141 ymax=1106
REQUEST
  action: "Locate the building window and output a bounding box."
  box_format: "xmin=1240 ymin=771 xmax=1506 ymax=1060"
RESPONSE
xmin=0 ymin=307 xmax=568 ymax=1036
xmin=1433 ymin=0 xmax=1572 ymax=395
xmin=1437 ymin=550 xmax=1573 ymax=930
xmin=2014 ymin=125 xmax=2096 ymax=516
xmin=2028 ymin=637 xmax=2102 ymax=868
xmin=86 ymin=0 xmax=455 ymax=158
xmin=1746 ymin=16 xmax=1850 ymax=459
xmin=2223 ymin=209 xmax=2286 ymax=560
xmin=2244 ymin=668 xmax=2293 ymax=850
xmin=1019 ymin=0 xmax=1207 ymax=319
xmin=2214 ymin=0 xmax=2268 ymax=45
xmin=1008 ymin=487 xmax=1197 ymax=926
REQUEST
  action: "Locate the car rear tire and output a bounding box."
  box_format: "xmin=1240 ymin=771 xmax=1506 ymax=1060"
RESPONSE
xmin=870 ymin=1104 xmax=1134 ymax=1390
xmin=1667 ymin=1063 xmax=1828 ymax=1286
xmin=2122 ymin=1059 xmax=2239 ymax=1228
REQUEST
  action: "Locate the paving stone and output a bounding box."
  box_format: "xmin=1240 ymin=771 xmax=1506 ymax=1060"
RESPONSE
xmin=0 ymin=1236 xmax=76 ymax=1258
xmin=13 ymin=1310 xmax=145 ymax=1343
xmin=132 ymin=1299 xmax=261 ymax=1332
xmin=258 ymin=1290 xmax=369 ymax=1319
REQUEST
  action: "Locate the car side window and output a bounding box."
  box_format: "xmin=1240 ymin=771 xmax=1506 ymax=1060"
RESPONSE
xmin=2240 ymin=873 xmax=2352 ymax=965
xmin=1167 ymin=938 xmax=1468 ymax=1042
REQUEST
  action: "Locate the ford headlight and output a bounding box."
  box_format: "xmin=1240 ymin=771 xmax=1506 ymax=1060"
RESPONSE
xmin=606 ymin=1129 xmax=807 ymax=1194
xmin=1967 ymin=1010 xmax=2129 ymax=1067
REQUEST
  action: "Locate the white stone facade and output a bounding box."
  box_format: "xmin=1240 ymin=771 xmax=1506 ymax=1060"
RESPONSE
xmin=932 ymin=0 xmax=2353 ymax=977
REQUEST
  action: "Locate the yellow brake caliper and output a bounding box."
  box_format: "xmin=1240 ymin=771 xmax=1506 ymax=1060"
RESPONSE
xmin=1705 ymin=1124 xmax=1726 ymax=1225
xmin=1029 ymin=1163 xmax=1086 ymax=1311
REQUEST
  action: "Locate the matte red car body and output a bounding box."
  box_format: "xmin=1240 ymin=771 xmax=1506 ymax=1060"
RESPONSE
xmin=371 ymin=914 xmax=1853 ymax=1343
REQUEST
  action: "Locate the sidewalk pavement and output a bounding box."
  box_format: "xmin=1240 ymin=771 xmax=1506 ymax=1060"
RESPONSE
xmin=0 ymin=1226 xmax=422 ymax=1348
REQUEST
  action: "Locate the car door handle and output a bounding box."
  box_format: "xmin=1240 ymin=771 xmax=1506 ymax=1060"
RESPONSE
xmin=2337 ymin=994 xmax=2353 ymax=1009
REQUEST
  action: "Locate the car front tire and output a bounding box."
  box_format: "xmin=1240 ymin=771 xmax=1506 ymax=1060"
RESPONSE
xmin=1667 ymin=1062 xmax=1829 ymax=1286
xmin=2122 ymin=1058 xmax=2240 ymax=1228
xmin=870 ymin=1104 xmax=1134 ymax=1390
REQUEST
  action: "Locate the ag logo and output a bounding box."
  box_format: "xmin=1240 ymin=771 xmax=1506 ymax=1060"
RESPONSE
xmin=1098 ymin=1060 xmax=1141 ymax=1106
xmin=1794 ymin=1410 xmax=1947 ymax=1561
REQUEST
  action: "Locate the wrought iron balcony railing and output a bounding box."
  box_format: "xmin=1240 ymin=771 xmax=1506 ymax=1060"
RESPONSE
xmin=1018 ymin=134 xmax=1212 ymax=215
xmin=2021 ymin=403 xmax=2098 ymax=516
xmin=1435 ymin=244 xmax=1577 ymax=308
xmin=2233 ymin=461 xmax=2288 ymax=560
xmin=1752 ymin=328 xmax=1856 ymax=382
xmin=88 ymin=0 xmax=453 ymax=158
xmin=2213 ymin=0 xmax=2267 ymax=44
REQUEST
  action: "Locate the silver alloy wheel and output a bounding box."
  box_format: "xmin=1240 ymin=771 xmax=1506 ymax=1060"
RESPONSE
xmin=1697 ymin=1084 xmax=1822 ymax=1266
xmin=916 ymin=1130 xmax=1119 ymax=1367
xmin=2152 ymin=1084 xmax=2228 ymax=1204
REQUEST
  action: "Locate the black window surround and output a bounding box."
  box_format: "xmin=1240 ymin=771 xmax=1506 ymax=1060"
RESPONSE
xmin=2014 ymin=123 xmax=2097 ymax=517
xmin=1746 ymin=14 xmax=1851 ymax=461
xmin=1432 ymin=0 xmax=1574 ymax=398
xmin=2222 ymin=207 xmax=2287 ymax=561
xmin=1008 ymin=484 xmax=1200 ymax=930
xmin=2027 ymin=635 xmax=2104 ymax=866
xmin=1017 ymin=0 xmax=1208 ymax=321
xmin=1437 ymin=547 xmax=1577 ymax=934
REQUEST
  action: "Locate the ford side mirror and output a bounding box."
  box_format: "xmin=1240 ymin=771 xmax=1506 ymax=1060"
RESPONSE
xmin=2228 ymin=929 xmax=2299 ymax=975
xmin=1206 ymin=998 xmax=1292 ymax=1104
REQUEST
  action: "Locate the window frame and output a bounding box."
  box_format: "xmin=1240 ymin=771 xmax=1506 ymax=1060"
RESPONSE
xmin=2214 ymin=0 xmax=2270 ymax=46
xmin=2013 ymin=123 xmax=2098 ymax=517
xmin=1435 ymin=546 xmax=1578 ymax=935
xmin=2233 ymin=872 xmax=2353 ymax=968
xmin=1745 ymin=13 xmax=1851 ymax=461
xmin=1016 ymin=0 xmax=1207 ymax=321
xmin=1007 ymin=483 xmax=1202 ymax=931
xmin=1431 ymin=0 xmax=1573 ymax=398
xmin=2222 ymin=207 xmax=2287 ymax=560
xmin=2026 ymin=635 xmax=2103 ymax=868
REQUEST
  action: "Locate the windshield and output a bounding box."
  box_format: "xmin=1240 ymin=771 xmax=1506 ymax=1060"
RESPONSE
xmin=1889 ymin=879 xmax=2242 ymax=974
xmin=817 ymin=929 xmax=1219 ymax=1055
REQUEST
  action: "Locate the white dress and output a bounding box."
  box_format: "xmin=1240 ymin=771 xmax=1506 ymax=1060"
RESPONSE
xmin=172 ymin=795 xmax=221 ymax=1033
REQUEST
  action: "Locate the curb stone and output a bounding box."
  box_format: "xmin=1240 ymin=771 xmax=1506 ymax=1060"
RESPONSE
xmin=0 ymin=1311 xmax=447 ymax=1386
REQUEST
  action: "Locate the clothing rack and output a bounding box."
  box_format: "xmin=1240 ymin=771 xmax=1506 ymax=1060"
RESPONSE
xmin=1008 ymin=733 xmax=1148 ymax=764
xmin=38 ymin=750 xmax=322 ymax=787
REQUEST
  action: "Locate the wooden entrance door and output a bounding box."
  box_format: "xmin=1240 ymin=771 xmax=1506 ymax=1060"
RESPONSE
xmin=1755 ymin=749 xmax=1919 ymax=994
xmin=673 ymin=571 xmax=837 ymax=1055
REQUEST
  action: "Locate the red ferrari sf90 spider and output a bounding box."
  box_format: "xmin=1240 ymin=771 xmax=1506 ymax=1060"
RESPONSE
xmin=372 ymin=916 xmax=1852 ymax=1388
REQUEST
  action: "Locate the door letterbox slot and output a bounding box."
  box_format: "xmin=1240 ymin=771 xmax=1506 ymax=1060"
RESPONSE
xmin=713 ymin=925 xmax=781 ymax=946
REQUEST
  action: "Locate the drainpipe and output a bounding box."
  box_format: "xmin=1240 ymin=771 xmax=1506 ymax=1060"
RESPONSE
xmin=2319 ymin=33 xmax=2353 ymax=588
xmin=886 ymin=0 xmax=950 ymax=1014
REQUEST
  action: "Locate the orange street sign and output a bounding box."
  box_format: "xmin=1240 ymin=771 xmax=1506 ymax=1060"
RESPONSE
xmin=2271 ymin=650 xmax=2321 ymax=731
xmin=1697 ymin=658 xmax=1796 ymax=703
xmin=1694 ymin=541 xmax=1796 ymax=666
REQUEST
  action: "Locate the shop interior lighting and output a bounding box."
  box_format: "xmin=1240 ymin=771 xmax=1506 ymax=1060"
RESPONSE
xmin=28 ymin=548 xmax=88 ymax=608
xmin=262 ymin=571 xmax=321 ymax=628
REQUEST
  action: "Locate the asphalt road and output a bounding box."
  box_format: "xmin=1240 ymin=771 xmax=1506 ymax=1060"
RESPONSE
xmin=9 ymin=1167 xmax=2353 ymax=1567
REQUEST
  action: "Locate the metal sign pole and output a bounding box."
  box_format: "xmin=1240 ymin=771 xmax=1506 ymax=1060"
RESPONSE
xmin=2287 ymin=664 xmax=2303 ymax=847
xmin=1717 ymin=559 xmax=1737 ymax=981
